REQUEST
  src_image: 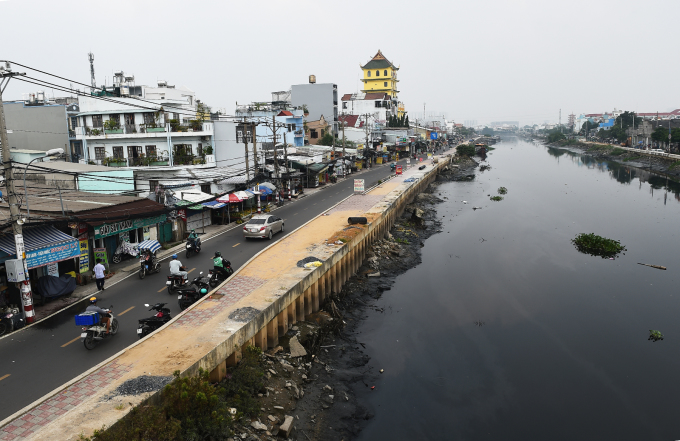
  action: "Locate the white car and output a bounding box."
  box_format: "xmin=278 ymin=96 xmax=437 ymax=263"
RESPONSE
xmin=649 ymin=149 xmax=666 ymax=155
xmin=243 ymin=214 xmax=284 ymax=240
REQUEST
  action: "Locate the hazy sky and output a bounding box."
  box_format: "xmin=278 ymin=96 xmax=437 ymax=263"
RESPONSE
xmin=2 ymin=0 xmax=679 ymax=126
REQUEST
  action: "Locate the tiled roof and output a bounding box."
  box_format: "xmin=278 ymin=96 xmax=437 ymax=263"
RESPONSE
xmin=76 ymin=199 xmax=169 ymax=226
xmin=363 ymin=92 xmax=389 ymax=100
xmin=361 ymin=50 xmax=398 ymax=70
xmin=339 ymin=115 xmax=359 ymax=128
xmin=341 ymin=94 xmax=353 ymax=101
xmin=277 ymin=110 xmax=293 ymax=116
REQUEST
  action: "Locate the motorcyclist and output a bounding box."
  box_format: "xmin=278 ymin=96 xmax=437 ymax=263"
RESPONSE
xmin=169 ymin=254 xmax=188 ymax=282
xmin=213 ymin=251 xmax=231 ymax=280
xmin=85 ymin=297 xmax=110 ymax=334
xmin=187 ymin=229 xmax=200 ymax=248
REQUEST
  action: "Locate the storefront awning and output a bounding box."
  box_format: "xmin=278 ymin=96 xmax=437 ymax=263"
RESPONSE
xmin=202 ymin=201 xmax=226 ymax=209
xmin=0 ymin=226 xmax=80 ymax=269
xmin=307 ymin=163 xmax=329 ymax=174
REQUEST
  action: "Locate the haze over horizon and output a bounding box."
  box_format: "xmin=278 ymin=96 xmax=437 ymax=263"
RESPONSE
xmin=2 ymin=0 xmax=678 ymax=126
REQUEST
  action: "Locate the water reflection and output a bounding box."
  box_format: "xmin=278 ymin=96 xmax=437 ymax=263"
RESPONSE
xmin=546 ymin=146 xmax=680 ymax=202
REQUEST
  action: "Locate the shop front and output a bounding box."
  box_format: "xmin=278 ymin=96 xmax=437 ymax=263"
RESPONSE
xmin=88 ymin=214 xmax=167 ymax=264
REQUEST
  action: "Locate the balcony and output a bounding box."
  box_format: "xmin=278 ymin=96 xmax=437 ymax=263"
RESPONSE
xmin=75 ymin=124 xmax=170 ymax=138
xmin=294 ymin=130 xmax=304 ymax=137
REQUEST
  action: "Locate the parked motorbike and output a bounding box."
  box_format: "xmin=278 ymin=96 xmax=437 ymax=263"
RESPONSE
xmin=111 ymin=241 xmax=139 ymax=264
xmin=76 ymin=306 xmax=118 ymax=350
xmin=139 ymin=253 xmax=161 ymax=279
xmin=0 ymin=305 xmax=24 ymax=336
xmin=137 ymin=303 xmax=172 ymax=339
xmin=185 ymin=238 xmax=201 ymax=258
xmin=209 ymin=264 xmax=233 ymax=288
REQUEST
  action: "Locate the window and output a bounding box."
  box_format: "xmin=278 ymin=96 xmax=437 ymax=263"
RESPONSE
xmin=197 ymin=143 xmax=203 ymax=156
xmin=287 ymin=124 xmax=292 ymax=132
xmin=70 ymin=117 xmax=78 ymax=128
xmin=292 ymin=123 xmax=296 ymax=131
xmin=321 ymin=129 xmax=325 ymax=136
xmin=144 ymin=113 xmax=155 ymax=125
xmin=375 ymin=101 xmax=382 ymax=108
xmin=94 ymin=147 xmax=106 ymax=160
xmin=237 ymin=130 xmax=243 ymax=143
xmin=376 ymin=70 xmax=380 ymax=77
xmin=367 ymin=71 xmax=371 ymax=77
xmin=112 ymin=146 xmax=124 ymax=159
xmin=149 ymin=180 xmax=159 ymax=195
xmin=146 ymin=145 xmax=157 ymax=157
xmin=109 ymin=114 xmax=120 ymax=125
xmin=92 ymin=115 xmax=103 ymax=128
xmin=384 ymin=70 xmax=387 ymax=76
xmin=124 ymin=114 xmax=135 ymax=126
xmin=384 ymin=82 xmax=388 ymax=87
xmin=127 ymin=146 xmax=142 ymax=158
xmin=342 ymin=102 xmax=347 ymax=109
xmin=310 ymin=129 xmax=318 ymax=139
xmin=200 ymin=184 xmax=211 ymax=194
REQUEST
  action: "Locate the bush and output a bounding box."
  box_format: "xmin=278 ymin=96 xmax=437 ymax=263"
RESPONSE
xmin=547 ymin=131 xmax=566 ymax=143
xmin=610 ymin=148 xmax=626 ymax=156
xmin=490 ymin=196 xmax=504 ymax=201
xmin=456 ymin=144 xmax=475 ymax=157
xmin=497 ymin=187 xmax=508 ymax=195
xmin=572 ymin=233 xmax=626 ymax=259
xmin=222 ymin=346 xmax=265 ymax=417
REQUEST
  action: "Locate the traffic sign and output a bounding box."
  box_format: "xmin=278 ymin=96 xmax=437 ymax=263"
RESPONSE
xmin=354 ymin=179 xmax=365 ymax=193
xmin=430 ymin=132 xmax=438 ymax=140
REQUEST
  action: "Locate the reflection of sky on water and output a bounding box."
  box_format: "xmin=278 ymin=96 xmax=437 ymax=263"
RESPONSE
xmin=546 ymin=147 xmax=680 ymax=203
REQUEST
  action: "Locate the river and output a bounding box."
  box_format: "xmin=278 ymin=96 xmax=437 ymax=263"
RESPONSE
xmin=354 ymin=137 xmax=680 ymax=441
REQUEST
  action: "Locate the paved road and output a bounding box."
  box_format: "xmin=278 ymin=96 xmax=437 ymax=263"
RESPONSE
xmin=0 ymin=151 xmax=447 ymax=421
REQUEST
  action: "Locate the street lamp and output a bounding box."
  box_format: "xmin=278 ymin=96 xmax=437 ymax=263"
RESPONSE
xmin=23 ymin=148 xmax=64 ymax=218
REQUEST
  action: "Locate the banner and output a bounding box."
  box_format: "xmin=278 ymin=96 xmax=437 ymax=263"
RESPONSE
xmin=47 ymin=262 xmax=59 ymax=277
xmin=93 ymin=248 xmax=108 ymax=267
xmin=93 ymin=214 xmax=167 ymax=239
xmin=354 ymin=179 xmax=365 ymax=193
xmin=25 ymin=242 xmax=80 ymax=270
xmin=79 ymin=239 xmax=90 ymax=274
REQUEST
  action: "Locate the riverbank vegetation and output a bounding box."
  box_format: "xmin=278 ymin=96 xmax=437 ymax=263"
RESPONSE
xmin=571 ymin=233 xmax=626 ymax=259
xmin=79 ymin=346 xmax=266 ymax=441
xmin=456 ymin=144 xmax=475 ymax=157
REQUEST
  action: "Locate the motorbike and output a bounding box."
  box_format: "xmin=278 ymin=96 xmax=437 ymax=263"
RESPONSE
xmin=111 ymin=241 xmax=139 ymax=264
xmin=76 ymin=306 xmax=118 ymax=350
xmin=139 ymin=253 xmax=161 ymax=279
xmin=137 ymin=303 xmax=172 ymax=339
xmin=185 ymin=238 xmax=201 ymax=258
xmin=0 ymin=305 xmax=24 ymax=336
xmin=209 ymin=264 xmax=234 ymax=288
xmin=177 ymin=273 xmax=211 ymax=310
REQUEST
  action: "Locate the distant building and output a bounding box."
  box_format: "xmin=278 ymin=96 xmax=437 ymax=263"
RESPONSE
xmin=291 ymin=80 xmax=338 ymax=134
xmin=360 ymin=50 xmax=399 ymax=99
xmin=2 ymin=97 xmax=70 ymax=155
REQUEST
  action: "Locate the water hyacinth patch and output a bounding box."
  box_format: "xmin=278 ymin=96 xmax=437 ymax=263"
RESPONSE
xmin=649 ymin=330 xmax=664 ymax=342
xmin=571 ymin=233 xmax=626 ymax=259
xmin=497 ymin=187 xmax=508 ymax=195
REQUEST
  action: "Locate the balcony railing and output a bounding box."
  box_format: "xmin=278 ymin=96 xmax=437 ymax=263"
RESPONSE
xmin=76 ymin=124 xmax=168 ymax=136
xmin=98 ymin=154 xmax=171 ymax=167
xmin=294 ymin=130 xmax=304 ymax=137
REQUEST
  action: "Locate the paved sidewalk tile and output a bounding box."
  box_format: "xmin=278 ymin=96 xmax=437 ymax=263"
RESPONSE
xmin=326 ymin=194 xmax=384 ymax=214
xmin=0 ymin=361 xmax=132 ymax=441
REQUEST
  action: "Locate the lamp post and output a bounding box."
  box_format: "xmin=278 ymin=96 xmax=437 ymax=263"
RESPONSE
xmin=23 ymin=148 xmax=64 ymax=218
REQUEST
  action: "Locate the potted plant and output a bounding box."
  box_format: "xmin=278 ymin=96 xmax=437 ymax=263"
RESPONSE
xmin=90 ymin=128 xmax=102 ymax=136
xmin=204 ymin=145 xmax=213 ymax=155
xmin=103 ymin=119 xmax=122 ymax=134
xmin=302 ymin=104 xmax=309 ymax=116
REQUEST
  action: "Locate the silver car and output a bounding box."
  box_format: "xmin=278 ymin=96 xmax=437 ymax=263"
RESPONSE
xmin=243 ymin=214 xmax=284 ymax=240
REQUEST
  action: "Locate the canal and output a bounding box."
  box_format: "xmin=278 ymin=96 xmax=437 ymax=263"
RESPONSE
xmin=355 ymin=137 xmax=680 ymax=440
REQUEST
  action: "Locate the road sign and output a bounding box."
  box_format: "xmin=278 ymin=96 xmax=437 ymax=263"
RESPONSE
xmin=354 ymin=179 xmax=365 ymax=193
xmin=430 ymin=132 xmax=438 ymax=140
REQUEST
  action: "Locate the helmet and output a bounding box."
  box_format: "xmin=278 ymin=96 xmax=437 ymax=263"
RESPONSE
xmin=89 ymin=297 xmax=97 ymax=304
xmin=191 ymin=229 xmax=195 ymax=233
xmin=200 ymin=288 xmax=207 ymax=295
xmin=214 ymin=251 xmax=221 ymax=258
xmin=172 ymin=254 xmax=178 ymax=259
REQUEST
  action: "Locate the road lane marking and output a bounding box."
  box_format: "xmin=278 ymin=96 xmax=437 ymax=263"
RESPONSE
xmin=0 ymin=374 xmax=9 ymax=382
xmin=187 ymin=268 xmax=196 ymax=274
xmin=232 ymin=243 xmax=240 ymax=248
xmin=313 ymin=203 xmax=317 ymax=205
xmin=293 ymin=213 xmax=298 ymax=215
xmin=158 ymin=286 xmax=168 ymax=293
xmin=61 ymin=336 xmax=81 ymax=348
xmin=118 ymin=306 xmax=135 ymax=316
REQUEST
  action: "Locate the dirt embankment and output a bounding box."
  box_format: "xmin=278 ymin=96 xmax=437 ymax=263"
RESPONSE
xmin=549 ymin=140 xmax=680 ymax=179
xmin=228 ymin=158 xmax=477 ymax=441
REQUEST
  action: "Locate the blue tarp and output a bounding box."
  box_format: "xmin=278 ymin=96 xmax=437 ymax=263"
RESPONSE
xmin=248 ymin=186 xmax=273 ymax=200
xmin=202 ymin=201 xmax=227 ymax=209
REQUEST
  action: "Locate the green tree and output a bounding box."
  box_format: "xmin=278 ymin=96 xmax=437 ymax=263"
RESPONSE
xmin=405 ymin=115 xmax=410 ymax=127
xmin=547 ymin=130 xmax=566 ymax=143
xmin=456 ymin=144 xmax=475 ymax=157
xmin=482 ymin=127 xmax=494 ymax=136
xmin=318 ymin=132 xmax=335 ymax=146
xmin=651 ymin=127 xmax=668 ymax=144
xmin=614 ymin=111 xmax=643 ymax=131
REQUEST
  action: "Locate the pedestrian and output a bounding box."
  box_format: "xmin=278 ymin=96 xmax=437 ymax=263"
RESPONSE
xmin=94 ymin=258 xmax=106 ymax=291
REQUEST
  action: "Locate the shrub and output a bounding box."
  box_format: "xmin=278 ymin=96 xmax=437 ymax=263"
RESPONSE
xmin=497 ymin=187 xmax=508 ymax=195
xmin=456 ymin=144 xmax=475 ymax=157
xmin=610 ymin=148 xmax=626 ymax=156
xmin=222 ymin=346 xmax=264 ymax=417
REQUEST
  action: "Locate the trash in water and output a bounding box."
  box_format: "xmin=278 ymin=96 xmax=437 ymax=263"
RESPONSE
xmin=637 ymin=263 xmax=667 ymax=270
xmin=649 ymin=330 xmax=664 ymax=342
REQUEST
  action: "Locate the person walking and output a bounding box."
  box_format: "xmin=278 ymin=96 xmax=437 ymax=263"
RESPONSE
xmin=94 ymin=259 xmax=106 ymax=291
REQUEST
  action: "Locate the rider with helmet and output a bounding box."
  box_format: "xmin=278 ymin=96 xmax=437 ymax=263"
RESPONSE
xmin=169 ymin=254 xmax=188 ymax=282
xmin=187 ymin=229 xmax=200 ymax=249
xmin=85 ymin=297 xmax=111 ymax=334
xmin=213 ymin=251 xmax=231 ymax=280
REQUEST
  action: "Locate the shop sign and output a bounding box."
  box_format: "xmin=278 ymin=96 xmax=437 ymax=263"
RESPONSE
xmin=94 ymin=214 xmax=167 ymax=239
xmin=143 ymin=227 xmax=151 ymax=241
xmin=94 ymin=248 xmax=108 ymax=266
xmin=79 ymin=239 xmax=90 ymax=274
xmin=177 ymin=209 xmax=186 ymax=220
xmin=25 ymin=241 xmax=80 ymax=270
xmin=47 ymin=262 xmax=59 ymax=277
xmin=68 ymin=222 xmax=89 ymax=236
xmin=354 ymin=179 xmax=365 ymax=193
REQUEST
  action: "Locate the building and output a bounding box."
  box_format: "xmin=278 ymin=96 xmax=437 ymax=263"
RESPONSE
xmin=305 ymin=116 xmax=331 ymax=145
xmin=2 ymin=97 xmax=70 ymax=155
xmin=360 ymin=50 xmax=399 ymax=99
xmin=340 ymin=92 xmax=397 ymax=125
xmin=291 ymin=79 xmax=338 ymax=134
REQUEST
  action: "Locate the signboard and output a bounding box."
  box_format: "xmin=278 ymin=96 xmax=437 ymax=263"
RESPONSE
xmin=79 ymin=239 xmax=90 ymax=274
xmin=354 ymin=179 xmax=365 ymax=193
xmin=94 ymin=214 xmax=167 ymax=239
xmin=396 ymin=165 xmax=403 ymax=175
xmin=14 ymin=234 xmax=25 ymax=259
xmin=143 ymin=227 xmax=151 ymax=241
xmin=430 ymin=132 xmax=438 ymax=140
xmin=406 ymin=158 xmax=411 ymax=167
xmin=47 ymin=262 xmax=59 ymax=277
xmin=119 ymin=230 xmax=130 ymax=243
xmin=94 ymin=248 xmax=108 ymax=266
xmin=25 ymin=241 xmax=80 ymax=270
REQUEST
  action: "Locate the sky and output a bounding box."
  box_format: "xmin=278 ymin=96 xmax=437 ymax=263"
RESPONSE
xmin=2 ymin=0 xmax=680 ymax=127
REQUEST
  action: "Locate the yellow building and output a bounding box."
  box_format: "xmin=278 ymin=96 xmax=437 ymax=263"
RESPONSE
xmin=360 ymin=50 xmax=399 ymax=99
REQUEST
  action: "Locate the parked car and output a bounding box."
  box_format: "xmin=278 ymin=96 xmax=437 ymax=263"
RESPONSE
xmin=650 ymin=149 xmax=666 ymax=155
xmin=243 ymin=214 xmax=284 ymax=240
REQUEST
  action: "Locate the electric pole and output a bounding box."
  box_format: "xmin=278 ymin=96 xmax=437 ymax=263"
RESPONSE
xmin=341 ymin=113 xmax=346 ymax=178
xmin=0 ymin=64 xmax=34 ymax=324
xmin=251 ymin=122 xmax=258 ymax=176
xmin=242 ymin=117 xmax=250 ymax=182
xmin=283 ymin=131 xmax=290 ymax=201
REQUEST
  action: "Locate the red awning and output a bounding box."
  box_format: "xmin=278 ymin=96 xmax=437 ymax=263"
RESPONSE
xmin=217 ymin=193 xmax=242 ymax=203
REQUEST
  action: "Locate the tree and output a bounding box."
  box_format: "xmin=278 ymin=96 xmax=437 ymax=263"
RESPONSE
xmin=405 ymin=115 xmax=410 ymax=127
xmin=318 ymin=132 xmax=335 ymax=146
xmin=614 ymin=111 xmax=643 ymax=131
xmin=482 ymin=127 xmax=494 ymax=136
xmin=547 ymin=130 xmax=566 ymax=143
xmin=651 ymin=127 xmax=668 ymax=144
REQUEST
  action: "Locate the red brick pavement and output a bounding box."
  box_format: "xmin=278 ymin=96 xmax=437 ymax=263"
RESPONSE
xmin=175 ymin=275 xmax=266 ymax=328
xmin=0 ymin=361 xmax=131 ymax=441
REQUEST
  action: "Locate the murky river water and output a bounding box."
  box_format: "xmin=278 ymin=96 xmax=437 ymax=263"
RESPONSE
xmin=355 ymin=137 xmax=680 ymax=441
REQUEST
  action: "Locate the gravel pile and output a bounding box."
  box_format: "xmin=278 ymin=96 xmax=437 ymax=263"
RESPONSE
xmin=114 ymin=375 xmax=172 ymax=396
xmin=229 ymin=307 xmax=260 ymax=322
xmin=296 ymin=256 xmax=325 ymax=268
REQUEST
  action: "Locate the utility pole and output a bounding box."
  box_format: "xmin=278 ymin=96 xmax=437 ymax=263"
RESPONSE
xmin=251 ymin=122 xmax=258 ymax=176
xmin=283 ymin=132 xmax=290 ymax=201
xmin=559 ymin=109 xmax=562 ymax=133
xmin=272 ymin=115 xmax=279 ymax=186
xmin=0 ymin=65 xmax=34 ymax=324
xmin=242 ymin=118 xmax=250 ymax=182
xmin=341 ymin=113 xmax=346 ymax=178
xmin=88 ymin=53 xmax=96 ymax=89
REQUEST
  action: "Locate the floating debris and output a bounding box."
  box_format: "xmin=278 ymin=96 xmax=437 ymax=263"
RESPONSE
xmin=572 ymin=233 xmax=626 ymax=259
xmin=649 ymin=330 xmax=664 ymax=342
xmin=474 ymin=321 xmax=485 ymax=327
xmin=637 ymin=263 xmax=666 ymax=271
xmin=497 ymin=187 xmax=508 ymax=195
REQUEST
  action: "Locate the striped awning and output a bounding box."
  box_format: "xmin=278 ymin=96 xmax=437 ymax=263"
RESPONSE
xmin=203 ymin=201 xmax=226 ymax=209
xmin=0 ymin=226 xmax=78 ymax=255
xmin=137 ymin=240 xmax=161 ymax=253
